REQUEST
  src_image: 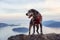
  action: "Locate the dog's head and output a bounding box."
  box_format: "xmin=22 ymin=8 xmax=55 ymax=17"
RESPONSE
xmin=26 ymin=9 xmax=35 ymax=18
xmin=26 ymin=9 xmax=39 ymax=18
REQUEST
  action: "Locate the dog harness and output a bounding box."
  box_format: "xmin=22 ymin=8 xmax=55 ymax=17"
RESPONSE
xmin=34 ymin=15 xmax=42 ymax=24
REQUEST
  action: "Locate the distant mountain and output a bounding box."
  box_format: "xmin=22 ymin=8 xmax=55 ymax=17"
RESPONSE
xmin=9 ymin=24 xmax=19 ymax=26
xmin=43 ymin=20 xmax=60 ymax=28
xmin=0 ymin=23 xmax=8 ymax=28
xmin=13 ymin=27 xmax=28 ymax=33
xmin=0 ymin=23 xmax=19 ymax=28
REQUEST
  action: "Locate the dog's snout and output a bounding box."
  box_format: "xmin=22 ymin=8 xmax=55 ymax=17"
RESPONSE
xmin=26 ymin=13 xmax=28 ymax=16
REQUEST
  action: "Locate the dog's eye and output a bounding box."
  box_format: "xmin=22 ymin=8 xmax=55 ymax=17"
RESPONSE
xmin=28 ymin=10 xmax=31 ymax=12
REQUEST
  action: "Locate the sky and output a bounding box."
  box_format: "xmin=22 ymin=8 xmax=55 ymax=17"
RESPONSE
xmin=0 ymin=0 xmax=60 ymax=24
xmin=0 ymin=1 xmax=60 ymax=39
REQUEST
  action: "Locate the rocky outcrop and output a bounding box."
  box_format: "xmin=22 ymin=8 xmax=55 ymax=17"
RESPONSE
xmin=8 ymin=33 xmax=60 ymax=40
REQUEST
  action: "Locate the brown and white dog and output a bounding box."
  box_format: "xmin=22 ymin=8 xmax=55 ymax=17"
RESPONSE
xmin=26 ymin=9 xmax=43 ymax=35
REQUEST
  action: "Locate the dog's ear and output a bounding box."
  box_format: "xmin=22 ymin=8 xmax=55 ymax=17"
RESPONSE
xmin=30 ymin=9 xmax=39 ymax=14
xmin=30 ymin=9 xmax=35 ymax=12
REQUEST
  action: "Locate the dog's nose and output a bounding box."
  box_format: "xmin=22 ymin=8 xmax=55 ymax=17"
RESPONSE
xmin=26 ymin=13 xmax=28 ymax=16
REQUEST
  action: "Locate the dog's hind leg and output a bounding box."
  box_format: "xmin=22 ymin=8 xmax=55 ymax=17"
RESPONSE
xmin=33 ymin=24 xmax=35 ymax=35
xmin=36 ymin=24 xmax=39 ymax=34
xmin=40 ymin=23 xmax=43 ymax=35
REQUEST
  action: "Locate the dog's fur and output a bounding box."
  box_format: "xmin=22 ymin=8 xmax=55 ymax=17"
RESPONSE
xmin=26 ymin=9 xmax=43 ymax=35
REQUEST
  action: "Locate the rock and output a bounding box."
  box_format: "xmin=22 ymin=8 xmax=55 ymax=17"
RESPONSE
xmin=8 ymin=33 xmax=60 ymax=40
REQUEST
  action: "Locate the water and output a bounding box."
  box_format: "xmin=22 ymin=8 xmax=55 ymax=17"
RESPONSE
xmin=0 ymin=20 xmax=60 ymax=40
xmin=0 ymin=20 xmax=29 ymax=40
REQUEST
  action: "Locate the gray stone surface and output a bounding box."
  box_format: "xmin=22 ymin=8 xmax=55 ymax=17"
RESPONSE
xmin=8 ymin=33 xmax=60 ymax=40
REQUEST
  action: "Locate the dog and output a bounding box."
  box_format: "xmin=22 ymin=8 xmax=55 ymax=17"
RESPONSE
xmin=26 ymin=9 xmax=43 ymax=35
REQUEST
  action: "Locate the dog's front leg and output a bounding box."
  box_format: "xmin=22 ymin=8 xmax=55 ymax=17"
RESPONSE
xmin=29 ymin=19 xmax=33 ymax=35
xmin=29 ymin=24 xmax=32 ymax=35
xmin=33 ymin=24 xmax=35 ymax=35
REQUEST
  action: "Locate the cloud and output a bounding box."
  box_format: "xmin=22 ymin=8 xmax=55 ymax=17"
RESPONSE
xmin=0 ymin=8 xmax=26 ymax=13
xmin=0 ymin=0 xmax=44 ymax=4
xmin=0 ymin=0 xmax=60 ymax=14
xmin=0 ymin=13 xmax=25 ymax=19
xmin=0 ymin=0 xmax=44 ymax=6
xmin=0 ymin=0 xmax=60 ymax=24
xmin=0 ymin=0 xmax=45 ymax=13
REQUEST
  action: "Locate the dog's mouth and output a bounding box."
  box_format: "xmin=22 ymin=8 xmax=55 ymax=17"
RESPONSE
xmin=26 ymin=13 xmax=33 ymax=18
xmin=28 ymin=14 xmax=32 ymax=18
